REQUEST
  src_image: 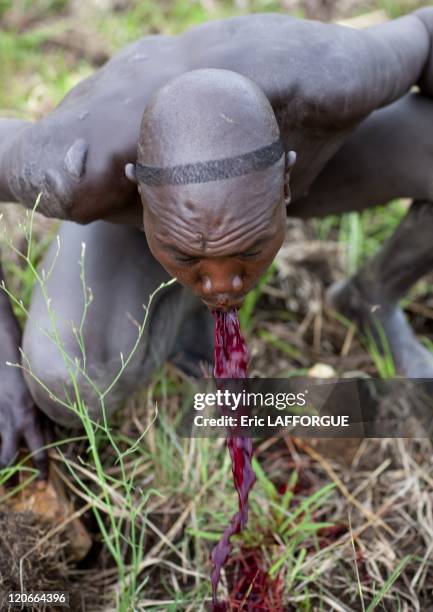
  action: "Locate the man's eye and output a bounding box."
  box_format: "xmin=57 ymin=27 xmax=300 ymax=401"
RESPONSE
xmin=239 ymin=250 xmax=261 ymax=260
xmin=174 ymin=254 xmax=200 ymax=264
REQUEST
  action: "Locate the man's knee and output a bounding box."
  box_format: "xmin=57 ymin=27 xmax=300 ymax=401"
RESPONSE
xmin=22 ymin=359 xmax=121 ymax=428
xmin=21 ymin=324 xmax=126 ymax=427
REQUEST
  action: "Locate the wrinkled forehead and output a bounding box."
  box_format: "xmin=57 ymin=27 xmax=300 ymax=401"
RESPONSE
xmin=137 ymin=125 xmax=286 ymax=236
xmin=141 ymin=158 xmax=285 ymax=236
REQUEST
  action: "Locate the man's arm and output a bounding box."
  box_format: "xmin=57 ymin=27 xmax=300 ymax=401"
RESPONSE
xmin=0 ymin=106 xmax=143 ymax=224
xmin=413 ymin=7 xmax=433 ymax=96
xmin=318 ymin=8 xmax=433 ymax=125
xmin=0 ymin=119 xmax=30 ymax=203
xmin=338 ymin=9 xmax=433 ymax=122
xmin=0 ymin=261 xmax=48 ymax=478
xmin=0 ymin=116 xmax=89 ymax=221
xmin=364 ymin=10 xmax=433 ymax=103
xmin=294 ymin=10 xmax=433 ymax=128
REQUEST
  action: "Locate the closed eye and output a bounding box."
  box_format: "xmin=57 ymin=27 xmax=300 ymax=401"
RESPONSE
xmin=173 ymin=254 xmax=200 ymax=264
xmin=233 ymin=237 xmax=270 ymax=260
xmin=237 ymin=250 xmax=261 ymax=260
xmin=161 ymin=242 xmax=201 ymax=264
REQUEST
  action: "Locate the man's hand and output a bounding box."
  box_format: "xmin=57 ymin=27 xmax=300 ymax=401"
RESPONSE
xmin=0 ymin=368 xmax=49 ymax=481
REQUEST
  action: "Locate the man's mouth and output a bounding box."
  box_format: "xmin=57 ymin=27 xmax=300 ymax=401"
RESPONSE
xmin=203 ymin=296 xmax=245 ymax=311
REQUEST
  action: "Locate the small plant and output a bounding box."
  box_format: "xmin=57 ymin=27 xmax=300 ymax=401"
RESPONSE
xmin=363 ymin=321 xmax=396 ymax=378
xmin=0 ymin=197 xmax=175 ymax=610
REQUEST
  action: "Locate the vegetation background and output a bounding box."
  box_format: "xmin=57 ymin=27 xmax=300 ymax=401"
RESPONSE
xmin=1 ymin=1 xmax=433 ymax=610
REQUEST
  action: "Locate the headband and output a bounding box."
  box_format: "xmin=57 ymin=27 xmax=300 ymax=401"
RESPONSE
xmin=135 ymin=136 xmax=284 ymax=187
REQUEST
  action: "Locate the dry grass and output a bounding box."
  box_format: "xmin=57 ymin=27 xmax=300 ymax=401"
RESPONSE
xmin=1 ymin=2 xmax=433 ymax=610
xmin=2 ymin=208 xmax=431 ymax=610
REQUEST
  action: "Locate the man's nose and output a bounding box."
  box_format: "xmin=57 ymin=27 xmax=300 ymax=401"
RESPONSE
xmin=201 ymin=262 xmax=244 ymax=296
xmin=202 ymin=274 xmax=243 ymax=295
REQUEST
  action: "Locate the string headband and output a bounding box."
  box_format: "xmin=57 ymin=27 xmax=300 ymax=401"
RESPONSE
xmin=136 ymin=136 xmax=284 ymax=187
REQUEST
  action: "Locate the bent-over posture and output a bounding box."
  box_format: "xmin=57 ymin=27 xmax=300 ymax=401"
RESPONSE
xmin=1 ymin=8 xmax=433 ymax=474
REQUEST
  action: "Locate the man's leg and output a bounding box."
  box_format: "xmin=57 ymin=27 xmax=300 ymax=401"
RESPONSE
xmin=22 ymin=221 xmax=213 ymax=427
xmin=289 ymin=93 xmax=433 ymax=377
xmin=289 ymin=93 xmax=433 ymax=218
xmin=328 ymin=201 xmax=433 ymax=377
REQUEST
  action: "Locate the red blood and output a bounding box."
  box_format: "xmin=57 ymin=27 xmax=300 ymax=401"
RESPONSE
xmin=210 ymin=310 xmax=256 ymax=611
xmin=212 ymin=309 xmax=249 ymax=379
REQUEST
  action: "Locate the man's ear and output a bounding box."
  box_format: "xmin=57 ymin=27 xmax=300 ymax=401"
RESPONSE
xmin=284 ymin=150 xmax=297 ymax=205
xmin=125 ymin=163 xmax=138 ymax=185
xmin=286 ymin=150 xmax=297 ymax=173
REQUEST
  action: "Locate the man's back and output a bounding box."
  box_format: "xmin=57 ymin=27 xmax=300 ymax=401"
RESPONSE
xmin=1 ymin=11 xmax=432 ymax=221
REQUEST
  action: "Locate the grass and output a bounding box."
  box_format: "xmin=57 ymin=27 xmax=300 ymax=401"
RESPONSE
xmin=1 ymin=197 xmax=426 ymax=609
xmin=314 ymin=200 xmax=407 ymax=277
xmin=1 ymin=200 xmax=180 ymax=609
xmin=1 ymin=0 xmax=433 ymax=610
xmin=364 ymin=324 xmax=396 ymax=379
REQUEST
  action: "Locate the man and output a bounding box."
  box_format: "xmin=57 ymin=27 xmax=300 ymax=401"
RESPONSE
xmin=1 ymin=8 xmax=433 ymax=475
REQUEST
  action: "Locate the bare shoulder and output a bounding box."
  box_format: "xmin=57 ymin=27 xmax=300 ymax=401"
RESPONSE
xmin=181 ymin=12 xmax=429 ymax=129
xmin=6 ymin=33 xmax=186 ymax=222
xmin=182 ymin=14 xmax=377 ymax=128
xmin=45 ymin=13 xmax=383 ymax=133
xmin=8 ymin=12 xmax=429 ymax=222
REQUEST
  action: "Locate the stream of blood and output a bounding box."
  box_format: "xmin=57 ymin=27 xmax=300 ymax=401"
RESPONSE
xmin=210 ymin=309 xmax=257 ymax=611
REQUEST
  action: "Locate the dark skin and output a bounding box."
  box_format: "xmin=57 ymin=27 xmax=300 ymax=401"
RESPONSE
xmin=2 ymin=11 xmax=433 ymax=223
xmin=0 ymin=264 xmax=48 ymax=478
xmin=125 ymin=152 xmax=296 ymax=310
xmin=146 ymin=204 xmax=284 ymax=311
xmin=2 ymin=9 xmax=433 ymax=476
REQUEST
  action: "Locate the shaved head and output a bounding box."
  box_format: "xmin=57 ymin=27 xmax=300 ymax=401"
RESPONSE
xmin=135 ymin=69 xmax=286 ymax=238
xmin=128 ymin=69 xmax=294 ymax=310
xmin=137 ymin=68 xmax=282 ymax=170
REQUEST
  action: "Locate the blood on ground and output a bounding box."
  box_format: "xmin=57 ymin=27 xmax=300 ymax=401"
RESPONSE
xmin=210 ymin=309 xmax=256 ymax=611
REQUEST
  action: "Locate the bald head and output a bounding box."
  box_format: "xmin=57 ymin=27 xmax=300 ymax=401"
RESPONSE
xmin=131 ymin=68 xmax=289 ymax=235
xmin=125 ymin=69 xmax=295 ymax=309
xmin=137 ymin=68 xmax=282 ymax=170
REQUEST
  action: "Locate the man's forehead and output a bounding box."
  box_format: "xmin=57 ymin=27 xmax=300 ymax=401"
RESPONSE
xmin=141 ymin=153 xmax=285 ymax=252
xmin=154 ymin=224 xmax=274 ymax=256
xmin=150 ymin=195 xmax=279 ymax=256
xmin=142 ymin=154 xmax=285 ymax=215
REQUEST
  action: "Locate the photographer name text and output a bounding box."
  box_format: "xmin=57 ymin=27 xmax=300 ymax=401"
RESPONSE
xmin=193 ymin=414 xmax=349 ymax=428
